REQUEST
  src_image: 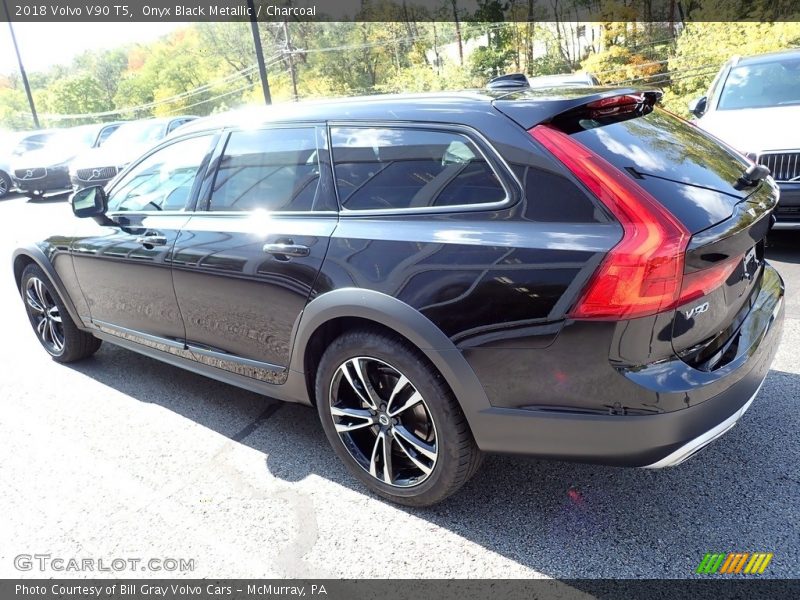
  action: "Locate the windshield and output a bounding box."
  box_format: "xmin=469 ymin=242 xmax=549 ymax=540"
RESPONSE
xmin=48 ymin=126 xmax=98 ymax=150
xmin=718 ymin=56 xmax=800 ymax=110
xmin=10 ymin=132 xmax=55 ymax=155
xmin=0 ymin=133 xmax=23 ymax=155
xmin=104 ymin=121 xmax=166 ymax=148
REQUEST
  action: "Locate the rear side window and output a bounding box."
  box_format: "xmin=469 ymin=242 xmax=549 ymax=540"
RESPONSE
xmin=331 ymin=126 xmax=507 ymax=211
xmin=209 ymin=128 xmax=320 ymax=212
xmin=524 ymin=168 xmax=604 ymax=223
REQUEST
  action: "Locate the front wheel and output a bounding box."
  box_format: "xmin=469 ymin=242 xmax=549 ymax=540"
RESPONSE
xmin=316 ymin=329 xmax=482 ymax=506
xmin=21 ymin=264 xmax=102 ymax=363
xmin=0 ymin=171 xmax=11 ymax=198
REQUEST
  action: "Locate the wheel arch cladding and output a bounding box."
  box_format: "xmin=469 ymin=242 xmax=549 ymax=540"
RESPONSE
xmin=12 ymin=246 xmax=83 ymax=328
xmin=290 ymin=288 xmax=494 ymax=440
xmin=12 ymin=253 xmax=35 ymax=290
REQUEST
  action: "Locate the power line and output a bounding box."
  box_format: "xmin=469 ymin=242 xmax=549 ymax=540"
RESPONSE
xmin=162 ymin=79 xmax=261 ymax=115
xmin=162 ymin=65 xmax=295 ymax=115
xmin=30 ymin=27 xmax=459 ymax=123
xmin=606 ymin=63 xmax=721 ymax=86
xmin=38 ymin=56 xmax=282 ymax=122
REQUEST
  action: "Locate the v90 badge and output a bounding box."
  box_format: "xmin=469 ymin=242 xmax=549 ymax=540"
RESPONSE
xmin=685 ymin=302 xmax=710 ymax=319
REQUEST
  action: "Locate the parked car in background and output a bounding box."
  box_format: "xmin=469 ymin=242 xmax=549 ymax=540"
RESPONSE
xmin=0 ymin=130 xmax=59 ymax=198
xmin=13 ymin=89 xmax=783 ymax=506
xmin=527 ymin=72 xmax=601 ymax=88
xmin=689 ymin=49 xmax=800 ymax=229
xmin=11 ymin=122 xmax=123 ymax=199
xmin=487 ymin=72 xmax=600 ymax=91
xmin=0 ymin=133 xmax=16 ymax=199
xmin=69 ymin=116 xmax=198 ymax=190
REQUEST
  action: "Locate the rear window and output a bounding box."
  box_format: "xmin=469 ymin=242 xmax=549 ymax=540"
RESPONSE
xmin=570 ymin=108 xmax=747 ymax=191
xmin=330 ymin=126 xmax=507 ymax=211
xmin=559 ymin=107 xmax=750 ymax=232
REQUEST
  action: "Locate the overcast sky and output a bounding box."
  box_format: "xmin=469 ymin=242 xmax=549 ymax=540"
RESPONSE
xmin=0 ymin=22 xmax=186 ymax=75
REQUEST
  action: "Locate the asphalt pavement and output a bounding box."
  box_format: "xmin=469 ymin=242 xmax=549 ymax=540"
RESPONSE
xmin=0 ymin=192 xmax=797 ymax=580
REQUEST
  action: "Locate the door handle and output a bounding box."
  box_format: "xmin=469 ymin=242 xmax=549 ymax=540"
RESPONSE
xmin=135 ymin=233 xmax=168 ymax=247
xmin=263 ymin=242 xmax=310 ymax=258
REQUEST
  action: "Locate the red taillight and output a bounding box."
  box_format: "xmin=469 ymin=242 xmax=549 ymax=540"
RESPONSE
xmin=530 ymin=124 xmax=690 ymax=320
xmin=584 ymin=94 xmax=644 ymax=118
xmin=679 ymin=255 xmax=741 ymax=305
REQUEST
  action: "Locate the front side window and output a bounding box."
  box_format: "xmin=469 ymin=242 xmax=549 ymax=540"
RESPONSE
xmin=331 ymin=126 xmax=507 ymax=211
xmin=208 ymin=127 xmax=320 ymax=212
xmin=107 ymin=135 xmax=213 ymax=212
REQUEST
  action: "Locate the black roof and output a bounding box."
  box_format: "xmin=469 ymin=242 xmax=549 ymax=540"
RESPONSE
xmin=177 ymin=86 xmax=653 ymax=134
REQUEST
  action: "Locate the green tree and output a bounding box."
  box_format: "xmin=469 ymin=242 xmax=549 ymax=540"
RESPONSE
xmin=74 ymin=48 xmax=129 ymax=108
xmin=0 ymin=84 xmax=32 ymax=130
xmin=41 ymin=74 xmax=111 ymax=125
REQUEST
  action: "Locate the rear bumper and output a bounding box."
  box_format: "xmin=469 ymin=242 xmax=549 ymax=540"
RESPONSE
xmin=642 ymin=379 xmax=763 ymax=468
xmin=472 ymin=265 xmax=784 ymax=467
xmin=773 ymin=182 xmax=800 ymax=228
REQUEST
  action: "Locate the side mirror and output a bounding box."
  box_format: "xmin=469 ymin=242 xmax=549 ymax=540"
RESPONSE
xmin=71 ymin=185 xmax=107 ymax=218
xmin=687 ymin=96 xmax=707 ymax=118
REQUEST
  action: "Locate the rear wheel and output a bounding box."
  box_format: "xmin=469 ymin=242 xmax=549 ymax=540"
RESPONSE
xmin=316 ymin=329 xmax=482 ymax=506
xmin=21 ymin=264 xmax=101 ymax=363
xmin=0 ymin=171 xmax=11 ymax=198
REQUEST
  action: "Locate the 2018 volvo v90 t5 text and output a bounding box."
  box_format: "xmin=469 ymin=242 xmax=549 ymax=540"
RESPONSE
xmin=12 ymin=89 xmax=785 ymax=506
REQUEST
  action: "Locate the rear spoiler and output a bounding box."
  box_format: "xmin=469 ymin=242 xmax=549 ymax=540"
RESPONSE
xmin=492 ymin=88 xmax=662 ymax=129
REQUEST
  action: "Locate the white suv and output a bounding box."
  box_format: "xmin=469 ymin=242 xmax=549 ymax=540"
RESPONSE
xmin=689 ymin=49 xmax=800 ymax=229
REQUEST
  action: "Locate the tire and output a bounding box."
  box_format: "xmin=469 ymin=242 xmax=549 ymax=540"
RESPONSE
xmin=0 ymin=171 xmax=11 ymax=199
xmin=20 ymin=264 xmax=102 ymax=363
xmin=316 ymin=328 xmax=483 ymax=506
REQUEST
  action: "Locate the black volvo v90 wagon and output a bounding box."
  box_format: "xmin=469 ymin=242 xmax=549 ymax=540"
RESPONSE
xmin=13 ymin=89 xmax=784 ymax=506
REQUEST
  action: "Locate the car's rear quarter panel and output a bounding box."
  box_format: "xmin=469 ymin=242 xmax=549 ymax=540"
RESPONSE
xmin=315 ymin=107 xmax=621 ymax=411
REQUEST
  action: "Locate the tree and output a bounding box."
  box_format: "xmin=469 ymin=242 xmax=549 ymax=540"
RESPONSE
xmin=581 ymin=45 xmax=663 ymax=86
xmin=0 ymin=81 xmax=32 ymax=130
xmin=41 ymin=74 xmax=111 ymax=124
xmin=466 ymin=1 xmax=516 ymax=78
xmin=450 ymin=0 xmax=464 ymax=65
xmin=73 ymin=49 xmax=129 ymax=108
xmin=197 ymin=22 xmax=259 ymax=86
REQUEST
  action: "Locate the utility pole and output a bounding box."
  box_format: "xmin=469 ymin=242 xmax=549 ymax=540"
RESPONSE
xmin=247 ymin=0 xmax=271 ymax=105
xmin=282 ymin=20 xmax=298 ymax=102
xmin=2 ymin=0 xmax=39 ymax=128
